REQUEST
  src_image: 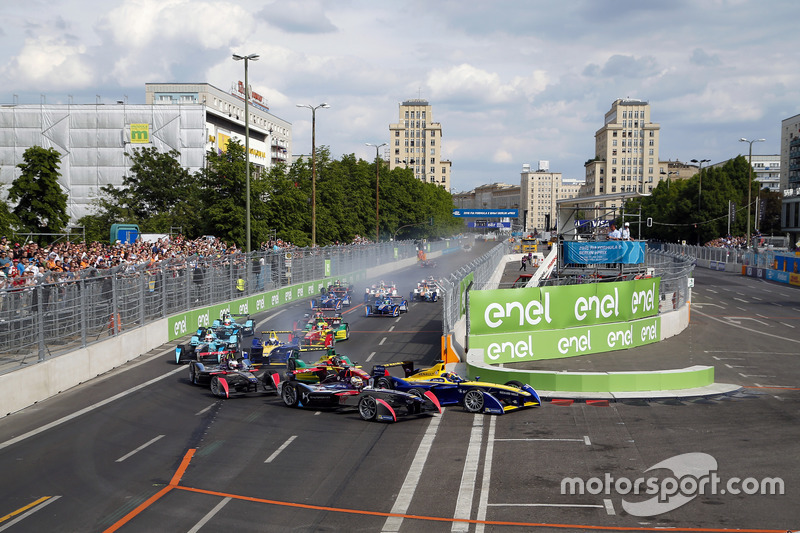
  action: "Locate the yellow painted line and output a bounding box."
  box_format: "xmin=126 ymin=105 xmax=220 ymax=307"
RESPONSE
xmin=0 ymin=496 xmax=51 ymax=523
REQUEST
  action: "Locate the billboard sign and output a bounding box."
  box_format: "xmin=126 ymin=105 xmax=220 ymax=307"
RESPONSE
xmin=452 ymin=209 xmax=519 ymax=218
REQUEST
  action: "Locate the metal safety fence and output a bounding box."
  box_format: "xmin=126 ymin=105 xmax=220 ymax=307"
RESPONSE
xmin=0 ymin=240 xmax=448 ymax=375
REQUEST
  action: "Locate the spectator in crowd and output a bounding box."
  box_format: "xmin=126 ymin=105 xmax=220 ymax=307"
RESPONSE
xmin=621 ymin=222 xmax=631 ymax=240
xmin=607 ymin=223 xmax=621 ymax=240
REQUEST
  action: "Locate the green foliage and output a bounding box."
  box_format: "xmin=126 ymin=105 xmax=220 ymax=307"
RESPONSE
xmin=0 ymin=200 xmax=18 ymax=238
xmin=630 ymin=155 xmax=769 ymax=244
xmin=8 ymin=146 xmax=69 ymax=244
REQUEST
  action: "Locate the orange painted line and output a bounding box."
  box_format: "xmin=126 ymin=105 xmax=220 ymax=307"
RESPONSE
xmin=169 ymin=448 xmax=196 ymax=486
xmin=174 ymin=485 xmax=788 ymax=532
xmin=0 ymin=496 xmax=51 ymax=523
xmin=103 ymin=448 xmax=196 ymax=533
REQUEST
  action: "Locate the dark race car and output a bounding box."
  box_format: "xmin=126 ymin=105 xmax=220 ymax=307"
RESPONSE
xmin=278 ymin=370 xmax=441 ymax=422
xmin=372 ymin=361 xmax=541 ymax=415
xmin=310 ymin=292 xmax=345 ymax=312
xmin=326 ymin=281 xmax=354 ymax=306
xmin=188 ymin=356 xmax=280 ymax=399
xmin=365 ymin=295 xmax=409 ymax=317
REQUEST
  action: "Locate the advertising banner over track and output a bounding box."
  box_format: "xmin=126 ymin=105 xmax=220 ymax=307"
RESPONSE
xmin=469 ymin=277 xmax=660 ymax=335
xmin=562 ymin=241 xmax=646 ymax=264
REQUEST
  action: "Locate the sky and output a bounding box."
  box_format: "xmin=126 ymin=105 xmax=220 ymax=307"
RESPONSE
xmin=2 ymin=0 xmax=799 ymax=193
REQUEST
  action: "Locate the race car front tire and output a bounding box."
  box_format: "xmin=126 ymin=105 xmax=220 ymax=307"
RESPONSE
xmin=407 ymin=388 xmax=424 ymax=398
xmin=376 ymin=377 xmax=393 ymax=390
xmin=210 ymin=377 xmax=229 ymax=399
xmin=504 ymin=380 xmax=525 ymax=389
xmin=463 ymin=390 xmax=485 ymax=413
xmin=281 ymin=383 xmax=299 ymax=407
xmin=188 ymin=364 xmax=199 ymax=385
xmin=358 ymin=395 xmax=378 ymax=421
xmin=344 ymin=325 xmax=350 ymax=340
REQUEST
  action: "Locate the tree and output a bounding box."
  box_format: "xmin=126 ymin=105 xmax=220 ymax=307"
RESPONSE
xmin=8 ymin=146 xmax=69 ymax=243
xmin=195 ymin=139 xmax=271 ymax=248
xmin=97 ymin=147 xmax=199 ymax=234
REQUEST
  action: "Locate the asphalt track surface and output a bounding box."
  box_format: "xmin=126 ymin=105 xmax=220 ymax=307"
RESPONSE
xmin=0 ymin=244 xmax=798 ymax=532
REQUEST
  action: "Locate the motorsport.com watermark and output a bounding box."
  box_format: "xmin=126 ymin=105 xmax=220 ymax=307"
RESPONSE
xmin=561 ymin=453 xmax=784 ymax=516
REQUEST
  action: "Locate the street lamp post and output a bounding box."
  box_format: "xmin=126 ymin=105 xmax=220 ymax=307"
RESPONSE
xmin=366 ymin=142 xmax=387 ymax=242
xmin=690 ymin=159 xmax=710 ymax=246
xmin=296 ymin=103 xmax=330 ymax=247
xmin=739 ymin=137 xmax=765 ymax=249
xmin=232 ymin=53 xmax=259 ymax=253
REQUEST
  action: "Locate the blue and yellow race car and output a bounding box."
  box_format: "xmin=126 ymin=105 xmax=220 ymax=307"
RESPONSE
xmin=365 ymin=295 xmax=409 ymax=317
xmin=372 ymin=361 xmax=541 ymax=414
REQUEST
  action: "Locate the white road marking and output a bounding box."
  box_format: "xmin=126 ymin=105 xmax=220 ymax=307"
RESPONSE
xmin=0 ymin=365 xmax=186 ymax=452
xmin=379 ymin=337 xmax=387 ymax=346
xmin=739 ymin=373 xmax=773 ymax=378
xmin=724 ymin=364 xmax=751 ymax=369
xmin=366 ymin=352 xmax=376 ymax=362
xmin=116 ymin=434 xmax=165 ymax=462
xmin=475 ymin=415 xmax=496 ymax=533
xmin=584 ymin=435 xmax=591 ymax=446
xmin=495 ymin=438 xmax=586 ymax=443
xmin=388 ymin=325 xmax=395 ymax=332
xmin=0 ymin=496 xmax=62 ymax=532
xmin=734 ymin=298 xmax=749 ymax=303
xmin=195 ymin=403 xmax=216 ymax=416
xmin=314 ymin=411 xmax=321 ymax=416
xmin=452 ymin=415 xmax=484 ymax=532
xmin=736 ymin=307 xmax=747 ymax=311
xmin=265 ymin=436 xmax=297 ymax=463
xmin=187 ymin=497 xmax=231 ymax=533
xmin=780 ymin=322 xmax=796 ymax=329
xmin=712 ymin=356 xmax=745 ymax=360
xmin=756 ymin=313 xmax=769 ymax=318
xmin=382 ymin=411 xmax=444 ymax=532
xmin=604 ymin=498 xmax=616 ymax=515
xmin=693 ymin=308 xmax=800 ymax=346
xmin=488 ymin=503 xmax=604 ymax=508
xmin=394 ymin=317 xmax=402 ymax=323
xmin=752 ymin=296 xmax=763 ymax=301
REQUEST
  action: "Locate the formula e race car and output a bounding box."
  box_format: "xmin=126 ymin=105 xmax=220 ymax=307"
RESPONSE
xmin=294 ymin=311 xmax=351 ymax=347
xmin=325 ymin=280 xmax=354 ymax=305
xmin=278 ymin=370 xmax=441 ymax=422
xmin=372 ymin=361 xmax=541 ymax=415
xmin=175 ymin=327 xmax=240 ymax=364
xmin=410 ymin=278 xmax=439 ymax=302
xmin=284 ymin=350 xmax=369 ymax=384
xmin=365 ymin=295 xmax=409 ymax=317
xmin=214 ymin=312 xmax=255 ymax=337
xmin=363 ymin=280 xmax=398 ymax=303
xmin=310 ymin=291 xmax=347 ymax=311
xmin=188 ymin=356 xmax=280 ymax=399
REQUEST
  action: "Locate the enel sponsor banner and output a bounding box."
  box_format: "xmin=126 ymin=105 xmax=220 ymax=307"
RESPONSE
xmin=563 ymin=241 xmax=646 ymax=264
xmin=470 ymin=316 xmax=661 ymax=363
xmin=469 ymin=277 xmax=660 ymax=335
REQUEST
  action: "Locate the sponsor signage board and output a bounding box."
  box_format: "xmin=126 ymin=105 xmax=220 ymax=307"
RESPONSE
xmin=563 ymin=241 xmax=646 ymax=264
xmin=452 ymin=209 xmax=519 ymax=218
xmin=470 ymin=277 xmax=660 ymax=335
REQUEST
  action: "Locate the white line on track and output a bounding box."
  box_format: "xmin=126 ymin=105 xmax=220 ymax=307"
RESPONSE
xmin=0 ymin=365 xmax=185 ymax=452
xmin=187 ymin=497 xmax=231 ymax=533
xmin=366 ymin=352 xmax=376 ymax=362
xmin=495 ymin=437 xmax=586 ymax=443
xmin=781 ymin=322 xmax=795 ymax=329
xmin=736 ymin=306 xmax=747 ymax=311
xmin=712 ymin=355 xmax=745 ymax=360
xmin=394 ymin=317 xmax=402 ymax=323
xmin=734 ymin=298 xmax=749 ymax=303
xmin=195 ymin=403 xmax=216 ymax=416
xmin=752 ymin=296 xmax=763 ymax=301
xmin=382 ymin=411 xmax=443 ymax=532
xmin=584 ymin=435 xmax=591 ymax=446
xmin=388 ymin=325 xmax=395 ymax=332
xmin=265 ymin=435 xmax=297 ymax=463
xmin=452 ymin=415 xmax=484 ymax=532
xmin=475 ymin=415 xmax=496 ymax=533
xmin=0 ymin=496 xmax=62 ymax=532
xmin=378 ymin=337 xmax=387 ymax=346
xmin=756 ymin=313 xmax=769 ymax=318
xmin=488 ymin=503 xmax=604 ymax=509
xmin=116 ymin=435 xmax=165 ymax=462
xmin=603 ymin=498 xmax=616 ymax=515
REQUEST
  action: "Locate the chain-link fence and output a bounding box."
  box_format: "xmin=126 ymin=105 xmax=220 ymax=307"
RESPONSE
xmin=0 ymin=240 xmax=452 ymax=375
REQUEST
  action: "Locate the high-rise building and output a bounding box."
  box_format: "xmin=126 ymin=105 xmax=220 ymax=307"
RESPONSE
xmin=780 ymin=113 xmax=800 ymax=246
xmin=388 ymin=99 xmax=451 ymax=189
xmin=581 ymin=98 xmax=662 ymax=210
xmin=520 ymin=162 xmax=582 ymax=233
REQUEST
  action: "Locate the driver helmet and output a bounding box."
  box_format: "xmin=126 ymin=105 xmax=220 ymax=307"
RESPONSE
xmin=205 ymin=332 xmax=214 ymax=342
xmin=350 ymin=376 xmax=363 ymax=389
xmin=228 ymin=358 xmax=239 ymax=370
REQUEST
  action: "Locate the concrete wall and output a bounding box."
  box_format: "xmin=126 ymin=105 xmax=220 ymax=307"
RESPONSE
xmin=0 ymin=318 xmax=168 ymax=417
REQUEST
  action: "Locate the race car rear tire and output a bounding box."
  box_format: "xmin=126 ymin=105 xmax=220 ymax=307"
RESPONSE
xmin=282 ymin=383 xmax=299 ymax=407
xmin=463 ymin=389 xmax=485 ymax=413
xmin=188 ymin=364 xmax=198 ymax=385
xmin=376 ymin=377 xmax=393 ymax=390
xmin=210 ymin=377 xmax=228 ymax=399
xmin=392 ymin=307 xmax=400 ymax=317
xmin=358 ymin=396 xmax=378 ymax=421
xmin=344 ymin=325 xmax=350 ymax=340
xmin=504 ymin=380 xmax=525 ymax=389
